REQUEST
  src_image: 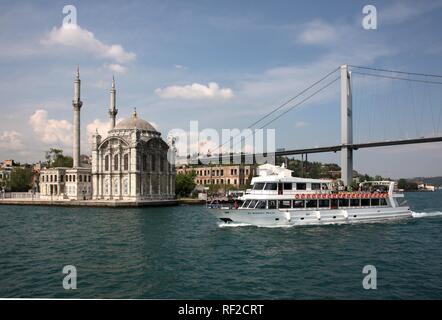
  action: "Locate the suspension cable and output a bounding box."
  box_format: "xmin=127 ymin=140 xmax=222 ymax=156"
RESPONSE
xmin=349 ymin=65 xmax=442 ymax=79
xmin=210 ymin=67 xmax=341 ymax=155
xmin=351 ymin=71 xmax=442 ymax=85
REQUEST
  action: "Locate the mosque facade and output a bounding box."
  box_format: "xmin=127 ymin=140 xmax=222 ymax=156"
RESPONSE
xmin=39 ymin=68 xmax=175 ymax=202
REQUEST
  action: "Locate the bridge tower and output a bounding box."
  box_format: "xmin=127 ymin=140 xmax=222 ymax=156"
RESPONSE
xmin=340 ymin=64 xmax=353 ymax=186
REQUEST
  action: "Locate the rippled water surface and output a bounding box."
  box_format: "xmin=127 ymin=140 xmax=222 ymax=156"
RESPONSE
xmin=0 ymin=191 xmax=441 ymax=299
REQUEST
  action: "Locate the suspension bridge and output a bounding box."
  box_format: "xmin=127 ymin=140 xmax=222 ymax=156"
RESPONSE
xmin=182 ymin=64 xmax=442 ymax=186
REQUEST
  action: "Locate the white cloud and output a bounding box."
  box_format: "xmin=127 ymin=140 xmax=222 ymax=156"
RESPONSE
xmin=155 ymin=82 xmax=234 ymax=100
xmin=87 ymin=119 xmax=109 ymax=138
xmin=0 ymin=130 xmax=24 ymax=150
xmin=42 ymin=24 xmax=136 ymax=64
xmin=381 ymin=1 xmax=442 ymax=25
xmin=174 ymin=64 xmax=188 ymax=70
xmin=298 ymin=19 xmax=337 ymax=45
xmin=29 ymin=109 xmax=72 ymax=146
xmin=107 ymin=63 xmax=128 ymax=75
xmin=295 ymin=121 xmax=309 ymax=128
xmin=86 ymin=119 xmax=109 ymax=146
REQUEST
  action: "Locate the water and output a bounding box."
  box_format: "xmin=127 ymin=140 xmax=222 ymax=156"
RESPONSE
xmin=0 ymin=192 xmax=441 ymax=299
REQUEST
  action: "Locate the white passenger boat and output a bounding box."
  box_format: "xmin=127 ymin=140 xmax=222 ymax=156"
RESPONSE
xmin=209 ymin=164 xmax=412 ymax=227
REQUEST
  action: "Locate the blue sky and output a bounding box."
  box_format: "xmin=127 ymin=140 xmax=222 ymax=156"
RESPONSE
xmin=1 ymin=0 xmax=442 ymax=178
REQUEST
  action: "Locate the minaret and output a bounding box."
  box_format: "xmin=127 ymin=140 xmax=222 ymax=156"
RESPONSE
xmin=72 ymin=66 xmax=83 ymax=168
xmin=109 ymin=76 xmax=118 ymax=130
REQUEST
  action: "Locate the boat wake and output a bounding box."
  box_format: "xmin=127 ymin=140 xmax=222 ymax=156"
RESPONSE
xmin=411 ymin=211 xmax=442 ymax=218
xmin=218 ymin=222 xmax=253 ymax=228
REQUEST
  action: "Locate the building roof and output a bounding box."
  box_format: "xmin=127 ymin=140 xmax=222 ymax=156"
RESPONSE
xmin=114 ymin=109 xmax=158 ymax=132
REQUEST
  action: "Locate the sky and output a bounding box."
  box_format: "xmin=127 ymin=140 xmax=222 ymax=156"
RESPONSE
xmin=1 ymin=0 xmax=442 ymax=178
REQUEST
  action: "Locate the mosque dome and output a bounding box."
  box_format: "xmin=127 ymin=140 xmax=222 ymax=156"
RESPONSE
xmin=114 ymin=109 xmax=158 ymax=133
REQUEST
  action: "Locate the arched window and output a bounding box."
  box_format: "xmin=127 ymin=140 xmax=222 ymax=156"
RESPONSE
xmin=105 ymin=155 xmax=109 ymax=171
xmin=104 ymin=179 xmax=109 ymax=195
xmin=123 ymin=178 xmax=128 ymax=195
xmin=151 ymin=155 xmax=156 ymax=171
xmin=124 ymin=154 xmax=129 ymax=171
xmin=160 ymin=156 xmax=164 ymax=172
xmin=114 ymin=155 xmax=119 ymax=170
xmin=142 ymin=154 xmax=147 ymax=171
xmin=73 ymin=175 xmax=76 ymax=182
xmin=114 ymin=179 xmax=119 ymax=194
xmin=79 ymin=175 xmax=82 ymax=182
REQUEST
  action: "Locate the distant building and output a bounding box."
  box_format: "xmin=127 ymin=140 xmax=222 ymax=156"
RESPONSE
xmin=177 ymin=164 xmax=256 ymax=188
xmin=0 ymin=159 xmax=15 ymax=168
xmin=40 ymin=67 xmax=92 ymax=200
xmin=418 ymin=183 xmax=435 ymax=192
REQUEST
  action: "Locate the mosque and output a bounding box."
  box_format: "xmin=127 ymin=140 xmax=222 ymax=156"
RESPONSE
xmin=39 ymin=68 xmax=176 ymax=203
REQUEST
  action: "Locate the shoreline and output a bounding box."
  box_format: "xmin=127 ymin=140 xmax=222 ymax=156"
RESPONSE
xmin=0 ymin=199 xmax=178 ymax=208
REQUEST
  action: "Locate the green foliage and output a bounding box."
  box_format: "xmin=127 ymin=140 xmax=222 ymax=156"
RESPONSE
xmin=8 ymin=167 xmax=33 ymax=192
xmin=349 ymin=180 xmax=360 ymax=191
xmin=176 ymin=171 xmax=197 ymax=197
xmin=45 ymin=148 xmax=73 ymax=168
xmin=397 ymin=178 xmax=418 ymax=191
xmin=397 ymin=179 xmax=407 ymax=190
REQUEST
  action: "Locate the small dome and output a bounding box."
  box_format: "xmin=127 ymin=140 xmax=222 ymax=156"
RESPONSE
xmin=114 ymin=109 xmax=158 ymax=132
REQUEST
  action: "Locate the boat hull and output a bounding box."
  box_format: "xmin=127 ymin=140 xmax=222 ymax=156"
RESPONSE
xmin=212 ymin=206 xmax=412 ymax=227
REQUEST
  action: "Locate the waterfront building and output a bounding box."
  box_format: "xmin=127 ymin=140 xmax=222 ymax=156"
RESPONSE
xmin=40 ymin=67 xmax=93 ymax=200
xmin=177 ymin=164 xmax=256 ymax=188
xmin=33 ymin=67 xmax=175 ymax=203
xmin=91 ymin=78 xmax=175 ymax=201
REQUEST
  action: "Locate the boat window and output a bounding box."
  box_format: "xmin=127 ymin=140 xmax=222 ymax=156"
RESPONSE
xmin=296 ymin=183 xmax=307 ymax=190
xmin=242 ymin=200 xmax=251 ymax=208
xmin=311 ymin=183 xmax=321 ymax=191
xmin=248 ymin=200 xmax=258 ymax=208
xmin=293 ymin=200 xmax=305 ymax=208
xmin=371 ymin=199 xmax=380 ymax=206
xmin=264 ymin=183 xmax=277 ymax=190
xmin=306 ymin=200 xmax=317 ymax=208
xmin=253 ymin=183 xmax=265 ymax=190
xmin=321 ymin=184 xmax=329 ymax=190
xmin=350 ymin=199 xmax=360 ymax=207
xmin=278 ymin=200 xmax=291 ymax=209
xmin=268 ymin=200 xmax=277 ymax=209
xmin=283 ymin=183 xmax=292 ymax=190
xmin=361 ymin=199 xmax=370 ymax=206
xmin=339 ymin=199 xmax=349 ymax=207
xmin=380 ymin=198 xmax=387 ymax=206
xmin=331 ymin=199 xmax=338 ymax=209
xmin=318 ymin=199 xmax=330 ymax=208
xmin=255 ymin=200 xmax=266 ymax=209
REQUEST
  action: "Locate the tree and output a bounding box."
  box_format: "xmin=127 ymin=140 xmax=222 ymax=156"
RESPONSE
xmin=7 ymin=167 xmax=33 ymax=192
xmin=45 ymin=148 xmax=73 ymax=168
xmin=397 ymin=179 xmax=407 ymax=190
xmin=397 ymin=179 xmax=418 ymax=191
xmin=176 ymin=171 xmax=197 ymax=197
